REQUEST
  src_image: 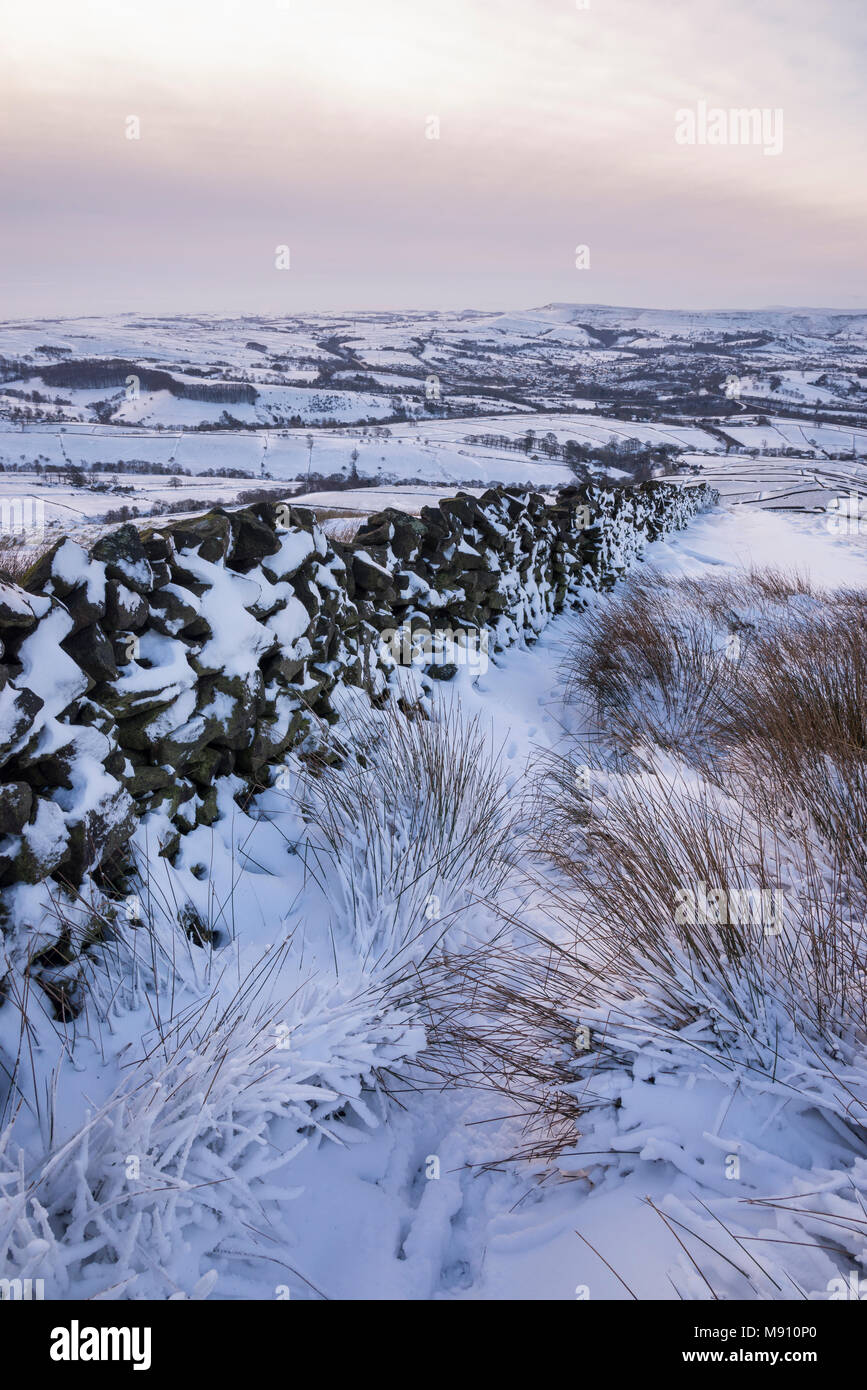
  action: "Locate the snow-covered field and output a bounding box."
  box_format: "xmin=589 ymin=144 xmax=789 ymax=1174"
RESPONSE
xmin=4 ymin=492 xmax=866 ymax=1303
xmin=2 ymin=411 xmax=864 ymax=539
xmin=3 ymin=413 xmax=864 ymax=479
xmin=0 ymin=422 xmax=576 ymax=493
xmin=668 ymin=453 xmax=867 ymax=512
xmin=2 ymin=305 xmax=865 ymax=545
xmin=2 ymin=304 xmax=867 ymax=1307
xmin=237 ymin=505 xmax=867 ymax=1301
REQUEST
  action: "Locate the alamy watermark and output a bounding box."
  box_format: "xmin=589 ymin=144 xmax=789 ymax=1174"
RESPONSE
xmin=1 ymin=1277 xmax=45 ymax=1300
xmin=50 ymin=1322 xmax=151 ymax=1370
xmin=827 ymin=1271 xmax=867 ymax=1300
xmin=675 ymin=101 xmax=783 ymax=157
xmin=826 ymin=491 xmax=866 ymax=536
xmin=381 ymin=624 xmax=489 ymax=676
xmin=674 ymin=881 xmax=787 ymax=936
xmin=0 ymin=496 xmax=45 ymax=539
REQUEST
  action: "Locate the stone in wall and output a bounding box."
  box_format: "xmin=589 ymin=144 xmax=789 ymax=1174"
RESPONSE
xmin=0 ymin=480 xmax=717 ymax=997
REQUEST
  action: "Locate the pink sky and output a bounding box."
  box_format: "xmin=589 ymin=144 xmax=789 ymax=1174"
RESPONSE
xmin=1 ymin=0 xmax=864 ymax=315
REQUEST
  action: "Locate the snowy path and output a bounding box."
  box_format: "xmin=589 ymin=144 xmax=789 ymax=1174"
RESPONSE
xmin=227 ymin=504 xmax=867 ymax=1301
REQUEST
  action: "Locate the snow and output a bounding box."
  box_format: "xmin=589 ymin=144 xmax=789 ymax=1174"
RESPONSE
xmin=15 ymin=606 xmax=86 ymax=716
xmin=219 ymin=502 xmax=867 ymax=1301
xmin=19 ymin=799 xmax=67 ymax=868
xmin=3 ymin=486 xmax=867 ymax=1302
xmin=49 ymin=539 xmax=106 ymax=602
xmin=111 ymin=629 xmax=197 ymax=705
xmin=262 ymin=528 xmax=316 ymax=580
xmin=0 ymin=424 xmax=577 ymax=490
xmin=646 ymin=505 xmax=867 ymax=589
xmin=0 ymin=583 xmax=48 ymax=622
xmin=177 ymin=551 xmax=274 ymax=677
xmin=266 ymin=594 xmax=313 ymax=649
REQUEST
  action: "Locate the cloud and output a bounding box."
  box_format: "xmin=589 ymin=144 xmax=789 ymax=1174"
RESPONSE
xmin=1 ymin=0 xmax=864 ymax=312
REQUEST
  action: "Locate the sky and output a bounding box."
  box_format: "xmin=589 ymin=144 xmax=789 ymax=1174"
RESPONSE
xmin=1 ymin=0 xmax=865 ymax=316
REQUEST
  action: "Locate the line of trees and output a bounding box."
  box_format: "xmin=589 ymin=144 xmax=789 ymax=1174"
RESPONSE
xmin=464 ymin=429 xmax=680 ymax=479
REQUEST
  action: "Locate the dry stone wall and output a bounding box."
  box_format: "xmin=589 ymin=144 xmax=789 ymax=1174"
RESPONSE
xmin=0 ymin=480 xmax=716 ymax=923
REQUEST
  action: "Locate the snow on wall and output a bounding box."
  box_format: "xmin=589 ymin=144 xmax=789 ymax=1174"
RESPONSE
xmin=0 ymin=479 xmax=717 ymax=990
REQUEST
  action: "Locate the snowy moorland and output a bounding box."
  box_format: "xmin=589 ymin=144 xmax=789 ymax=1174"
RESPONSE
xmin=0 ymin=486 xmax=865 ymax=1301
xmin=0 ymin=304 xmax=865 ymax=1304
xmin=0 ymin=304 xmax=865 ymax=590
xmin=1 ymin=305 xmax=865 ymax=566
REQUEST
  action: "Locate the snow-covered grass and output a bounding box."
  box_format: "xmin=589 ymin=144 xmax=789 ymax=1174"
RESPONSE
xmin=317 ymin=515 xmax=366 ymax=542
xmin=0 ymin=533 xmax=49 ymax=583
xmin=568 ymin=565 xmax=816 ymax=757
xmin=413 ymin=549 xmax=867 ymax=1296
xmin=568 ymin=565 xmax=867 ymax=902
xmin=292 ymin=694 xmax=515 ymax=975
xmin=0 ymin=932 xmax=419 ymax=1298
xmin=3 ymin=493 xmax=866 ymax=1301
xmin=0 ymin=691 xmax=516 ymax=1298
